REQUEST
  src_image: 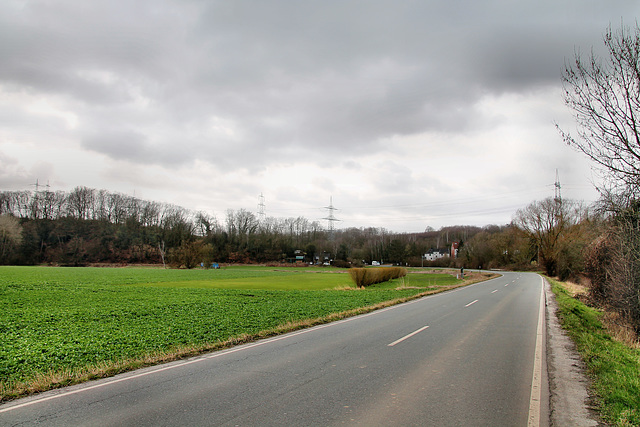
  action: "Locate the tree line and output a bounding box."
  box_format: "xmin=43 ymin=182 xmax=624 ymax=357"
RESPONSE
xmin=0 ymin=184 xmax=599 ymax=275
xmin=0 ymin=186 xmax=506 ymax=268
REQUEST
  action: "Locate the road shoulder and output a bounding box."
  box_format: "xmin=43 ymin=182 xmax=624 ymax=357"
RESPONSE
xmin=544 ymin=278 xmax=603 ymax=426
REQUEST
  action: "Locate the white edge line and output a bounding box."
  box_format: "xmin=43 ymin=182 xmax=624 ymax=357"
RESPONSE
xmin=527 ymin=276 xmax=545 ymax=427
xmin=387 ymin=326 xmax=430 ymax=347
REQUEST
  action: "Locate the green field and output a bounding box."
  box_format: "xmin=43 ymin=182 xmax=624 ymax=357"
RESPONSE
xmin=0 ymin=265 xmax=463 ymax=400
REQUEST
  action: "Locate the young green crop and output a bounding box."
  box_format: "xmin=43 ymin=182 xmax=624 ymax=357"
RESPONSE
xmin=0 ymin=265 xmax=314 ymax=288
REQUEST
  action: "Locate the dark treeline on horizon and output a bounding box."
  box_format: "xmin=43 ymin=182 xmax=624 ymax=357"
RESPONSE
xmin=0 ymin=186 xmax=535 ymax=269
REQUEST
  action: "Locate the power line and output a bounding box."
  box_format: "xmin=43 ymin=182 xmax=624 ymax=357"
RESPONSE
xmin=337 ymin=186 xmax=551 ymax=212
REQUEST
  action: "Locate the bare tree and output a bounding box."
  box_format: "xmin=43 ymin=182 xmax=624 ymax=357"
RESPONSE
xmin=14 ymin=191 xmax=31 ymax=218
xmin=108 ymin=193 xmax=128 ymax=224
xmin=194 ymin=211 xmax=219 ymax=237
xmin=40 ymin=190 xmax=63 ymax=220
xmin=66 ymin=186 xmax=96 ymax=220
xmin=140 ymin=201 xmax=162 ymax=228
xmin=559 ymin=23 xmax=640 ymax=328
xmin=514 ymin=198 xmax=578 ymax=276
xmin=160 ymin=205 xmax=195 ymax=247
xmin=0 ymin=214 xmax=23 ymax=262
xmin=558 ymin=23 xmax=640 ymax=194
xmin=231 ymin=209 xmax=259 ymax=239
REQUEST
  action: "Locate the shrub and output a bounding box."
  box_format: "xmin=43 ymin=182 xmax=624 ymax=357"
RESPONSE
xmin=348 ymin=267 xmax=407 ymax=287
xmin=584 ymin=232 xmax=614 ymax=303
xmin=584 ymin=203 xmax=640 ymax=334
xmin=332 ymin=260 xmax=351 ymax=268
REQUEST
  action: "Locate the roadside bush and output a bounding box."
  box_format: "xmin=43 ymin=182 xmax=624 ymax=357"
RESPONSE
xmin=584 ymin=203 xmax=640 ymax=334
xmin=406 ymin=256 xmax=427 ymax=267
xmin=332 ymin=259 xmax=351 ymax=268
xmin=168 ymin=240 xmax=214 ymax=269
xmin=349 ymin=259 xmax=365 ymax=268
xmin=584 ymin=233 xmax=614 ymax=304
xmin=348 ymin=267 xmax=407 ymax=287
xmin=608 ymin=208 xmax=640 ymax=334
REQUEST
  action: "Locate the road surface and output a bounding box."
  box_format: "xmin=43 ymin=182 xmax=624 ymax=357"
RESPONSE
xmin=1 ymin=271 xmax=547 ymax=426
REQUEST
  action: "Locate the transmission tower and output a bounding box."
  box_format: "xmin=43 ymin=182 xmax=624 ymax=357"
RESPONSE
xmin=323 ymin=196 xmax=340 ymax=237
xmin=257 ymin=193 xmax=266 ymax=222
xmin=554 ymin=169 xmax=562 ymax=204
xmin=31 ymin=179 xmax=51 ymax=194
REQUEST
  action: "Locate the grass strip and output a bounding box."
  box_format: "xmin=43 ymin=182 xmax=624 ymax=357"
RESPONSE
xmin=548 ymin=278 xmax=640 ymax=426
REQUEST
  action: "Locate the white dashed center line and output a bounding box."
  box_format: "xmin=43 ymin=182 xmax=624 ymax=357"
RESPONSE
xmin=388 ymin=325 xmax=430 ymax=347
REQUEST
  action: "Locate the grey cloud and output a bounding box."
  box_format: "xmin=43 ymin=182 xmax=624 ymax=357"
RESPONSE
xmin=0 ymin=1 xmax=192 ymax=102
xmin=0 ymin=151 xmax=29 ymax=186
xmin=2 ymin=0 xmax=638 ymax=180
xmin=82 ymin=129 xmax=150 ymax=162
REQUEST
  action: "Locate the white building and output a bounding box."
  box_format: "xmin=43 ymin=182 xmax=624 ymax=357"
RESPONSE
xmin=423 ymin=250 xmax=448 ymax=262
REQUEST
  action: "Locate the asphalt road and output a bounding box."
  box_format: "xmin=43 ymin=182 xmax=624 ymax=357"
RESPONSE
xmin=1 ymin=271 xmax=546 ymax=426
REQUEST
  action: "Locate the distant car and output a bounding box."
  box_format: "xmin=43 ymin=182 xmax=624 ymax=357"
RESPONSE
xmin=371 ymin=261 xmax=380 ymax=266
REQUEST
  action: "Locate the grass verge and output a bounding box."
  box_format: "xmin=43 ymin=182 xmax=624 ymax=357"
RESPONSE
xmin=548 ymin=277 xmax=640 ymax=426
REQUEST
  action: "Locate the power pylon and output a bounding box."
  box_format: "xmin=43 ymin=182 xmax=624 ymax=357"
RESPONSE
xmin=257 ymin=193 xmax=266 ymax=222
xmin=554 ymin=169 xmax=562 ymax=204
xmin=323 ymin=196 xmax=340 ymax=237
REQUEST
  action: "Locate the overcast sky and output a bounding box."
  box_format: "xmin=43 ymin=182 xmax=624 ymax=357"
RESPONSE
xmin=1 ymin=1 xmax=638 ymax=232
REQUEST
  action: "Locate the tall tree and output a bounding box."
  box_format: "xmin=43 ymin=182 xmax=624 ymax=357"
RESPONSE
xmin=0 ymin=215 xmax=23 ymax=263
xmin=514 ymin=198 xmax=576 ymax=276
xmin=66 ymin=187 xmax=96 ymax=220
xmin=559 ymin=23 xmax=640 ymax=327
xmin=558 ymin=23 xmax=640 ymax=195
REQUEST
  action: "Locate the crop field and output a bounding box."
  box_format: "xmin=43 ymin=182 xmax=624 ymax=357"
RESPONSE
xmin=0 ymin=265 xmax=467 ymax=400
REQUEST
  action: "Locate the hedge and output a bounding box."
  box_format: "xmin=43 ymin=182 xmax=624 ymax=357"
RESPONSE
xmin=348 ymin=267 xmax=407 ymax=287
